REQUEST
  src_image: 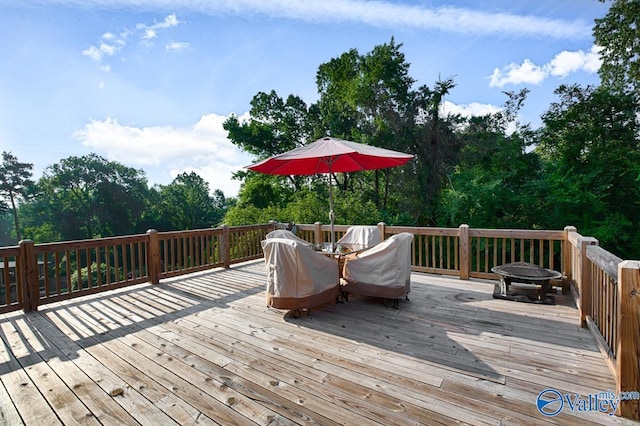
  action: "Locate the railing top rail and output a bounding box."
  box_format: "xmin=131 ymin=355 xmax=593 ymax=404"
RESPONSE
xmin=226 ymin=223 xmax=274 ymax=232
xmin=0 ymin=246 xmax=20 ymax=256
xmin=468 ymin=228 xmax=565 ymax=239
xmin=304 ymin=224 xmax=567 ymax=239
xmin=159 ymin=228 xmax=224 ymax=238
xmin=587 ymin=245 xmax=622 ymax=279
xmin=33 ymin=233 xmax=149 ymax=252
xmin=566 ymin=229 xmax=586 ymax=245
xmin=317 ymin=224 xmax=351 ymax=229
xmin=388 ymin=226 xmax=459 ymax=236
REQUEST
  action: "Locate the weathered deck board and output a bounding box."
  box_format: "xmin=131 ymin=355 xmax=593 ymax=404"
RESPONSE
xmin=0 ymin=260 xmax=637 ymax=425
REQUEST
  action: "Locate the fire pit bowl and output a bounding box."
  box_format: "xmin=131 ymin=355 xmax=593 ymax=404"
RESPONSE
xmin=491 ymin=262 xmax=562 ymax=303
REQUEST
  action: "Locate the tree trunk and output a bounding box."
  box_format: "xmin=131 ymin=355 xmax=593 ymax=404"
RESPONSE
xmin=9 ymin=192 xmax=20 ymax=241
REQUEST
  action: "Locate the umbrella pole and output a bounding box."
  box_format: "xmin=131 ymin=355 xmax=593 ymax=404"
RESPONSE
xmin=329 ymin=171 xmax=335 ymax=251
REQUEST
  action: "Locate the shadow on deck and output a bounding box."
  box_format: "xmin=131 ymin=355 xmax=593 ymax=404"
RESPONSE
xmin=0 ymin=260 xmax=633 ymax=425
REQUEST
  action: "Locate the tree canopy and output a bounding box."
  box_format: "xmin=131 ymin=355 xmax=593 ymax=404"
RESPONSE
xmin=223 ymin=23 xmax=640 ymax=259
xmin=31 ymin=154 xmax=150 ymax=240
xmin=14 ymin=155 xmax=232 ymax=244
xmin=154 ymin=172 xmax=227 ymax=231
xmin=0 ymin=151 xmax=34 ymax=241
xmin=594 ymin=0 xmax=640 ymax=95
xmin=537 ymin=84 xmax=640 ymax=255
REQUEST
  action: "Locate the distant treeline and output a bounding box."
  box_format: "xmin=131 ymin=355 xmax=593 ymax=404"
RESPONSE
xmin=0 ymin=152 xmax=230 ymax=246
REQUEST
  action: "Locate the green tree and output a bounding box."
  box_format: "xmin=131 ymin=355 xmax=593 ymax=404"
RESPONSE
xmin=0 ymin=212 xmax=14 ymax=246
xmin=155 ymin=172 xmax=225 ymax=230
xmin=594 ymin=0 xmax=640 ymax=95
xmin=223 ymin=90 xmax=314 ymax=220
xmin=437 ymin=90 xmax=543 ymax=228
xmin=33 ymin=154 xmax=150 ymax=240
xmin=411 ymin=76 xmax=463 ymax=223
xmin=0 ymin=151 xmax=34 ymax=241
xmin=226 ymin=39 xmax=465 ymax=227
xmin=315 ymin=38 xmax=417 ymax=213
xmin=537 ymin=84 xmax=640 ymax=257
xmin=224 ymin=91 xmax=315 ymax=159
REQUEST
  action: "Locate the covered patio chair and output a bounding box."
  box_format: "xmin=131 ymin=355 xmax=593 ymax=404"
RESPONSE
xmin=337 ymin=225 xmax=381 ymax=249
xmin=261 ymin=237 xmax=340 ymax=315
xmin=341 ymin=232 xmax=413 ymax=308
xmin=265 ymin=229 xmax=310 ymax=246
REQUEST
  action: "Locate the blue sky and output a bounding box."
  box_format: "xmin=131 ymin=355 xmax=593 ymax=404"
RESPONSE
xmin=1 ymin=0 xmax=609 ymax=196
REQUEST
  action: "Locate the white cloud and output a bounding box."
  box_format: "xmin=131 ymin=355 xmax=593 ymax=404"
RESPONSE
xmin=73 ymin=112 xmax=252 ymax=196
xmin=160 ymin=13 xmax=180 ymax=28
xmin=490 ymin=45 xmax=602 ymax=87
xmin=547 ymin=45 xmax=602 ymax=78
xmin=81 ymin=45 xmax=102 ymax=61
xmin=99 ymin=42 xmax=117 ymax=56
xmin=166 ymin=41 xmax=190 ymax=51
xmin=442 ymin=101 xmax=501 ymax=118
xmin=54 ymin=0 xmax=592 ymax=40
xmin=441 ymin=101 xmax=518 ymax=134
xmin=137 ymin=13 xmax=181 ymax=34
xmin=489 ymin=59 xmax=547 ymax=87
xmin=83 ymin=13 xmax=183 ymax=67
xmin=81 ymin=42 xmax=119 ymax=61
xmin=82 ymin=30 xmax=126 ymax=63
xmin=142 ymin=29 xmax=157 ymax=40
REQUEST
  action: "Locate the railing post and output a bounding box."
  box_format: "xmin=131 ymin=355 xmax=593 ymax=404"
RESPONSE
xmin=377 ymin=222 xmax=386 ymax=240
xmin=146 ymin=229 xmax=160 ymax=284
xmin=19 ymin=240 xmax=39 ymax=312
xmin=314 ymin=222 xmax=323 ymax=244
xmin=578 ymin=237 xmax=598 ymax=327
xmin=616 ymin=260 xmax=640 ymax=420
xmin=563 ymin=226 xmax=576 ymax=285
xmin=221 ymin=225 xmax=230 ymax=269
xmin=459 ymin=224 xmax=470 ymax=280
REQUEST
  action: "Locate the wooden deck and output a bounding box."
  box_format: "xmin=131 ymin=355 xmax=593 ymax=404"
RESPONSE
xmin=0 ymin=260 xmax=636 ymax=425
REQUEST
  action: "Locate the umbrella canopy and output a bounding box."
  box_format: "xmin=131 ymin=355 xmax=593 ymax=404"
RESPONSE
xmin=247 ymin=137 xmax=413 ymax=175
xmin=246 ymin=136 xmax=414 ymax=248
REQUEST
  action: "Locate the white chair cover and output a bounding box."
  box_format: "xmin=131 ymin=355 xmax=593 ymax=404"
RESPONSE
xmin=342 ymin=232 xmax=413 ymax=300
xmin=337 ymin=226 xmax=381 ymax=248
xmin=262 ymin=238 xmax=339 ymax=310
xmin=265 ymin=229 xmax=310 ymax=246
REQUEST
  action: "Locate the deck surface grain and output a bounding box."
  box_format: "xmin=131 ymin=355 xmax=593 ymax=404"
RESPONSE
xmin=0 ymin=260 xmax=636 ymax=425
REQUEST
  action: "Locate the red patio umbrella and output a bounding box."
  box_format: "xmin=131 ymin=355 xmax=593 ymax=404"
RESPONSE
xmin=246 ymin=136 xmax=414 ymax=248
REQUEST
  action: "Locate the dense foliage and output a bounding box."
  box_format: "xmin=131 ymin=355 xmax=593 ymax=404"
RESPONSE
xmin=3 ymin=1 xmax=639 ymax=259
xmin=0 ymin=151 xmax=34 ymax=241
xmin=222 ymin=27 xmax=640 ymax=258
xmin=594 ymin=0 xmax=640 ymax=96
xmin=1 ymin=154 xmax=231 ymax=245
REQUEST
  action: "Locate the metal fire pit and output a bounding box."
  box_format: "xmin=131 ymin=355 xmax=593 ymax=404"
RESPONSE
xmin=491 ymin=262 xmax=562 ymax=302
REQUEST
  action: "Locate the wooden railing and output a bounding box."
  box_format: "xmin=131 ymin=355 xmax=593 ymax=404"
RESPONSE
xmin=6 ymin=221 xmax=640 ymax=418
xmin=566 ymin=227 xmax=640 ymax=419
xmin=0 ymin=246 xmax=22 ymax=312
xmin=298 ymin=223 xmax=566 ymax=284
xmin=4 ymin=224 xmax=273 ymax=314
xmin=7 ymin=222 xmax=569 ymax=314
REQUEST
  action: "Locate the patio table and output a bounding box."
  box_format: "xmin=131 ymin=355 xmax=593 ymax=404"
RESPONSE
xmin=313 ymin=242 xmax=368 ymax=278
